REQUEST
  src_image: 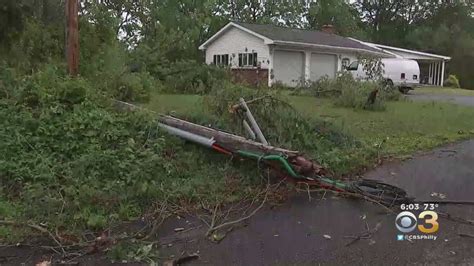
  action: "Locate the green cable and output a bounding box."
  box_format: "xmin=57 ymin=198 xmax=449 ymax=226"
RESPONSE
xmin=236 ymin=149 xmax=348 ymax=190
xmin=236 ymin=150 xmax=299 ymax=178
xmin=320 ymin=177 xmax=348 ymax=189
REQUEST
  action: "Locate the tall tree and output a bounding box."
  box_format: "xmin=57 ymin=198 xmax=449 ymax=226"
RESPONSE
xmin=404 ymin=2 xmax=474 ymax=88
xmin=215 ymin=0 xmax=308 ymax=28
xmin=354 ymin=0 xmax=413 ymax=44
xmin=307 ymin=0 xmax=365 ymax=38
xmin=0 ymin=1 xmax=28 ymax=48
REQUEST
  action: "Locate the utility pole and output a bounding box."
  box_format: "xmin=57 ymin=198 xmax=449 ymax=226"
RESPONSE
xmin=65 ymin=0 xmax=79 ymax=76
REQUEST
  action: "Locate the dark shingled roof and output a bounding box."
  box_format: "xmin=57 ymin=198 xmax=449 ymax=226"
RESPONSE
xmin=234 ymin=22 xmax=381 ymax=53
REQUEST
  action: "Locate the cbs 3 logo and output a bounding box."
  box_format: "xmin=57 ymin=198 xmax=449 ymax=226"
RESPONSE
xmin=395 ymin=211 xmax=439 ymax=233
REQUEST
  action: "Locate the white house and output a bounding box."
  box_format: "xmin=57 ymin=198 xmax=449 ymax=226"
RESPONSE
xmin=199 ymin=22 xmax=450 ymax=87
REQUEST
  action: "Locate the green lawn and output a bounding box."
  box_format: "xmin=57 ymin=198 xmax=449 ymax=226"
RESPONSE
xmin=290 ymin=96 xmax=474 ymax=155
xmin=413 ymin=86 xmax=474 ymax=96
xmin=147 ymin=93 xmax=202 ymax=114
xmin=147 ymin=93 xmax=474 ymax=157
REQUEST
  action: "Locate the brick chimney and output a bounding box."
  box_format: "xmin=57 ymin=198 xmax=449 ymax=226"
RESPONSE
xmin=321 ymin=24 xmax=336 ymax=34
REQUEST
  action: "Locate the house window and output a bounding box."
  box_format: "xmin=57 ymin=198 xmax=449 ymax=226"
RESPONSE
xmin=341 ymin=58 xmax=350 ymax=69
xmin=213 ymin=54 xmax=229 ymax=66
xmin=238 ymin=52 xmax=258 ymax=67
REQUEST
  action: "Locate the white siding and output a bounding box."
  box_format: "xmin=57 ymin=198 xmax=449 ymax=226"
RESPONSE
xmin=205 ymin=27 xmax=270 ymax=69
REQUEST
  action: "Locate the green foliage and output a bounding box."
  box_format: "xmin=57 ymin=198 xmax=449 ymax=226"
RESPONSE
xmin=0 ymin=1 xmax=29 ymax=47
xmin=358 ymin=55 xmax=385 ymax=81
xmin=202 ymin=82 xmax=374 ymax=174
xmin=394 ymin=3 xmax=474 ymax=89
xmin=444 ymin=74 xmax=461 ymax=88
xmin=293 ymin=73 xmax=400 ymax=111
xmin=307 ymin=0 xmax=366 ymax=38
xmin=148 ymin=91 xmax=474 ymax=174
xmin=159 ymin=60 xmax=231 ymax=94
xmin=0 ymin=18 xmax=63 ymax=72
xmin=333 ymin=81 xmax=386 ymax=111
xmin=108 ymin=72 xmax=154 ymax=102
xmin=0 ymin=68 xmax=253 ymax=238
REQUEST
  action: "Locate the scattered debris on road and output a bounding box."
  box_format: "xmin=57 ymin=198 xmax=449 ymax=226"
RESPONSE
xmin=344 ymin=222 xmax=382 ymax=247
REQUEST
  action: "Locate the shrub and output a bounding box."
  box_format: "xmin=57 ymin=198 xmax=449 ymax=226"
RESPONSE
xmin=160 ymin=60 xmax=231 ymax=94
xmin=378 ymin=83 xmax=402 ymax=101
xmin=0 ymin=63 xmax=18 ymax=99
xmin=110 ymin=72 xmax=154 ymax=102
xmin=444 ymin=74 xmax=461 ymax=88
xmin=270 ymin=80 xmax=296 ymax=92
xmin=291 ymin=75 xmax=338 ymax=97
xmin=333 ymin=80 xmax=384 ymax=110
xmin=292 ymin=73 xmax=400 ymax=110
xmin=1 ymin=19 xmax=63 ymax=72
xmin=0 ymin=69 xmax=252 ymax=237
xmin=201 ymin=82 xmax=375 ymax=174
xmin=79 ymin=42 xmax=156 ymax=103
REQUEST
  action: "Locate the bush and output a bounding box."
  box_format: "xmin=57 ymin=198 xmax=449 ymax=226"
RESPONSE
xmin=0 ymin=69 xmax=252 ymax=237
xmin=293 ymin=73 xmax=400 ymax=110
xmin=201 ymin=82 xmax=375 ymax=174
xmin=1 ymin=19 xmax=63 ymax=72
xmin=444 ymin=74 xmax=461 ymax=88
xmin=79 ymin=42 xmax=157 ymax=103
xmin=109 ymin=72 xmax=154 ymax=102
xmin=378 ymin=83 xmax=402 ymax=101
xmin=160 ymin=60 xmax=231 ymax=94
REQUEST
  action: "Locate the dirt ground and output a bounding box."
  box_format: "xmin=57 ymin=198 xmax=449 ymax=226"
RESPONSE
xmin=1 ymin=140 xmax=474 ymax=265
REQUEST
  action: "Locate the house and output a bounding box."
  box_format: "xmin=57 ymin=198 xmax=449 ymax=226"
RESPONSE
xmin=199 ymin=22 xmax=450 ymax=87
xmin=199 ymin=21 xmax=390 ymax=87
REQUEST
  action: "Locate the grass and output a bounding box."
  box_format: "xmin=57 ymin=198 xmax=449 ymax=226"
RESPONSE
xmin=147 ymin=93 xmax=202 ymax=113
xmin=413 ymin=86 xmax=474 ymax=96
xmin=147 ymin=93 xmax=474 ymax=157
xmin=290 ymin=96 xmax=474 ymax=155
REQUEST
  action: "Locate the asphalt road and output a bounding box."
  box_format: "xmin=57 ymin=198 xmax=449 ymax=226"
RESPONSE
xmin=406 ymin=92 xmax=474 ymax=107
xmin=157 ymin=140 xmax=474 ymax=265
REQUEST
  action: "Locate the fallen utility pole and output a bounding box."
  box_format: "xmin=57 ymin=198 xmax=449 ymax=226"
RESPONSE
xmin=159 ymin=115 xmax=329 ymax=178
xmin=114 ymin=100 xmax=327 ymax=177
xmin=115 ymin=100 xmax=413 ymax=207
xmin=158 ymin=115 xmax=297 ymax=157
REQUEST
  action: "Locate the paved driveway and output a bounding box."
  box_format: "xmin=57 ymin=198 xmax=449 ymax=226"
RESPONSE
xmin=407 ymin=92 xmax=474 ymax=107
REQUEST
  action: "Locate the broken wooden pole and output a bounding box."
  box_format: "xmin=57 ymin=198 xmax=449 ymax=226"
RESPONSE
xmin=158 ymin=115 xmax=298 ymax=157
xmin=238 ymin=98 xmax=268 ymax=145
xmin=113 ymin=100 xmax=328 ymax=177
xmin=242 ymin=120 xmax=256 ymax=140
